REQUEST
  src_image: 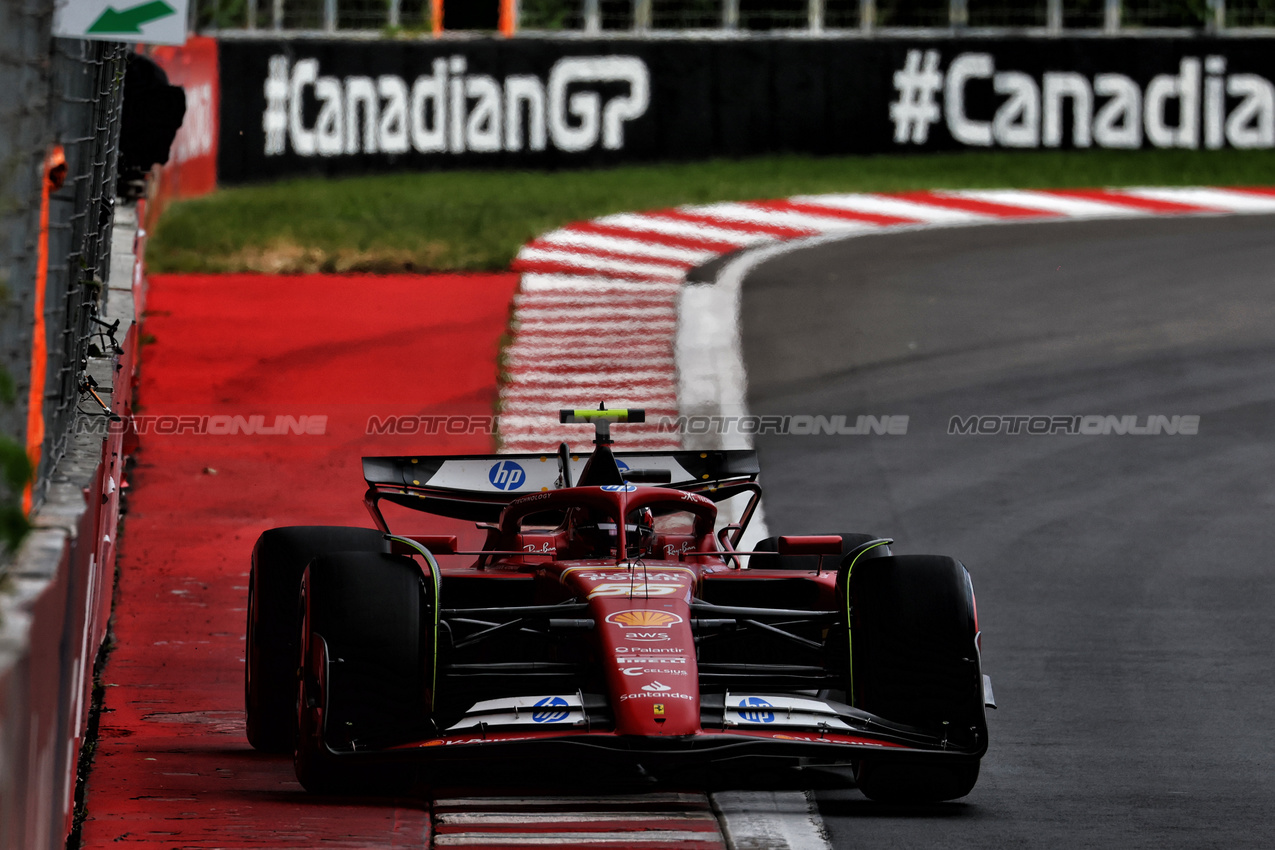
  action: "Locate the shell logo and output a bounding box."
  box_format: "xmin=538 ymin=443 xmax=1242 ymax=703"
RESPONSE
xmin=605 ymin=610 xmax=684 ymax=628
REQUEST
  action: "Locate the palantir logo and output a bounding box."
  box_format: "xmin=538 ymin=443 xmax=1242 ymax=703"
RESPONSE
xmin=738 ymin=697 xmax=775 ymax=723
xmin=532 ymin=696 xmax=570 ymax=723
xmin=489 ymin=459 xmax=526 ymax=490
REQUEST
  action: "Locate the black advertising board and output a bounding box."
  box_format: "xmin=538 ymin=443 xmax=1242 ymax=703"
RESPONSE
xmin=218 ymin=37 xmax=1275 ymax=183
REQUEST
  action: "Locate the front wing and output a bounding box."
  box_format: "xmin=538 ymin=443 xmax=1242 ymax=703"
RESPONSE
xmin=312 ymin=691 xmax=987 ymax=768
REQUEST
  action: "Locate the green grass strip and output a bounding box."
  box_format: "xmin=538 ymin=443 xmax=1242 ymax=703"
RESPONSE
xmin=148 ymin=148 xmax=1275 ymax=275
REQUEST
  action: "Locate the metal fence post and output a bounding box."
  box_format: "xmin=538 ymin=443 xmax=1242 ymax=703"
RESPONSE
xmin=859 ymin=0 xmax=874 ymax=31
xmin=324 ymin=0 xmax=336 ymax=31
xmin=1047 ymin=0 xmax=1061 ymax=32
xmin=584 ymin=0 xmax=600 ymax=32
xmin=1209 ymin=0 xmax=1225 ymax=29
xmin=247 ymin=0 xmax=257 ymax=28
xmin=1105 ymin=0 xmax=1120 ymax=32
xmin=809 ymin=0 xmax=824 ymax=31
xmin=723 ymin=0 xmax=739 ymax=28
xmin=634 ymin=0 xmax=651 ymax=30
xmin=950 ymin=0 xmax=967 ymax=27
xmin=272 ymin=0 xmax=282 ymax=28
xmin=390 ymin=0 xmax=401 ymax=28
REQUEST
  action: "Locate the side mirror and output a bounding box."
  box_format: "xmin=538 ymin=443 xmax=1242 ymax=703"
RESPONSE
xmin=777 ymin=535 xmax=843 ymax=556
xmin=622 ymin=468 xmax=673 ymax=484
xmin=391 ymin=534 xmax=457 ymax=555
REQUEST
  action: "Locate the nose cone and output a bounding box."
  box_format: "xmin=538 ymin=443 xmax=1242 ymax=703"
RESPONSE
xmin=596 ymin=602 xmax=701 ymax=736
xmin=560 ymin=563 xmax=701 ymax=737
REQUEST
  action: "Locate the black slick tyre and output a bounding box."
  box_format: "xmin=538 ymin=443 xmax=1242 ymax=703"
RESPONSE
xmin=295 ymin=551 xmax=431 ymax=795
xmin=845 ymin=554 xmax=986 ymax=803
xmin=245 ymin=526 xmax=386 ymax=752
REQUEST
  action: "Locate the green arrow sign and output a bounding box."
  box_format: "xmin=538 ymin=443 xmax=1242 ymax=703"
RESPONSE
xmin=86 ymin=0 xmax=176 ymax=34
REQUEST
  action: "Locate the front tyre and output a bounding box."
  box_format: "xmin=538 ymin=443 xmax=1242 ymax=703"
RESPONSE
xmin=845 ymin=554 xmax=986 ymax=803
xmin=295 ymin=551 xmax=432 ymax=795
xmin=853 ymin=759 xmax=980 ymax=805
xmin=246 ymin=526 xmax=386 ymax=751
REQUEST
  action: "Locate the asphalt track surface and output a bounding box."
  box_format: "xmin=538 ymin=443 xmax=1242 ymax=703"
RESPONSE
xmin=741 ymin=214 xmax=1275 ymax=848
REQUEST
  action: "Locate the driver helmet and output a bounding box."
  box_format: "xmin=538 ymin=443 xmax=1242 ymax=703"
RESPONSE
xmin=626 ymin=507 xmax=656 ymax=558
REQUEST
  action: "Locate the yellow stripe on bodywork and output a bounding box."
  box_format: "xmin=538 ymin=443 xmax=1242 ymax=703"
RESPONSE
xmin=388 ymin=535 xmax=442 ymax=711
xmin=842 ymin=540 xmax=892 ymax=706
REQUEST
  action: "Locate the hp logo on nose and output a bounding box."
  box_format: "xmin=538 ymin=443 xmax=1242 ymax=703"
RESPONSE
xmin=489 ymin=460 xmax=526 ymax=491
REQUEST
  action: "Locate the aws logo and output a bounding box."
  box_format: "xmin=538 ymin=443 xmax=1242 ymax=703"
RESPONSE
xmin=604 ymin=610 xmax=684 ymax=628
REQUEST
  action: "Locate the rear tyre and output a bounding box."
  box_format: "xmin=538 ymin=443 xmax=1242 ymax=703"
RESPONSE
xmin=750 ymin=532 xmax=890 ymax=570
xmin=846 ymin=554 xmax=986 ymax=803
xmin=246 ymin=526 xmax=386 ymax=752
xmin=295 ymin=551 xmax=431 ymax=795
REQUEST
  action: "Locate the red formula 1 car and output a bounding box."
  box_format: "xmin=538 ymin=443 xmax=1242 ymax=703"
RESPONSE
xmin=245 ymin=409 xmax=993 ymax=802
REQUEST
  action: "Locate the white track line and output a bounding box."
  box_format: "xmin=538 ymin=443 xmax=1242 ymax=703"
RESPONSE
xmin=788 ymin=192 xmax=986 ymax=222
xmin=535 ymin=231 xmax=719 ymax=264
xmin=515 ymin=320 xmax=676 ymax=333
xmin=434 ymin=835 xmax=720 ymax=847
xmin=710 ymin=791 xmax=830 ymax=850
xmin=517 ymin=307 xmax=676 ymax=321
xmin=519 ymin=273 xmax=683 ymax=293
xmin=592 ymin=213 xmax=776 ymax=246
xmin=516 ymin=249 xmax=690 ymax=279
xmin=434 ymin=794 xmax=709 ymax=806
xmin=438 ymin=812 xmax=718 ymax=825
xmin=1121 ymin=186 xmax=1275 ymax=212
xmin=950 ymin=188 xmax=1146 ymax=217
xmin=679 ymin=202 xmax=879 ymax=234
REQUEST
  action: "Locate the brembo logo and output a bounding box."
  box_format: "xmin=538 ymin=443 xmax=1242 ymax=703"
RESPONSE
xmin=263 ymin=54 xmax=649 ymax=158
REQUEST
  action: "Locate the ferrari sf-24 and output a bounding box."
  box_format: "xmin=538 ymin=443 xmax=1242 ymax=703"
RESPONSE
xmin=245 ymin=408 xmax=994 ymax=802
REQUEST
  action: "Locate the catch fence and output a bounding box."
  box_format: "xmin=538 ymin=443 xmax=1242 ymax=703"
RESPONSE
xmin=0 ymin=0 xmax=128 ymax=570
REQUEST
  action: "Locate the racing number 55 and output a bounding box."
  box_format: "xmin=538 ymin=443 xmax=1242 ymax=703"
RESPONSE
xmin=588 ymin=582 xmax=681 ymax=598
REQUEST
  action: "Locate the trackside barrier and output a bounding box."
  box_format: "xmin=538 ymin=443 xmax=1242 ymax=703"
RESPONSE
xmin=0 ymin=208 xmax=143 ymax=850
xmin=216 ymin=35 xmax=1275 ymax=182
xmin=0 ymin=32 xmax=194 ymax=841
xmin=113 ymin=34 xmax=1275 ymax=188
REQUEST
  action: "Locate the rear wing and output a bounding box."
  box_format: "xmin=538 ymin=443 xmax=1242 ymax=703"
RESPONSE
xmin=362 ymin=449 xmax=760 ymax=526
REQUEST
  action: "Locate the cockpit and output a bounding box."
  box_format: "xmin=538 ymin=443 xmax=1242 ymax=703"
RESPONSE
xmin=503 ymin=491 xmax=715 ymax=563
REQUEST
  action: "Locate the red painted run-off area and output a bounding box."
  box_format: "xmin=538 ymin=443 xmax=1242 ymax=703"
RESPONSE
xmin=81 ymin=272 xmax=518 ymax=848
